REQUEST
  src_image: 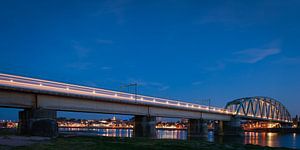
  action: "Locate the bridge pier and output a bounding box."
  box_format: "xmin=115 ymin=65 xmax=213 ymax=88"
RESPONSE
xmin=188 ymin=119 xmax=208 ymax=139
xmin=215 ymin=118 xmax=243 ymax=136
xmin=134 ymin=115 xmax=156 ymax=138
xmin=18 ymin=109 xmax=58 ymax=137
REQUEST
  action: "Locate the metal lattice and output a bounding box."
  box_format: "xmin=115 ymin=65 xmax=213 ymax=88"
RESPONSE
xmin=225 ymin=97 xmax=291 ymax=122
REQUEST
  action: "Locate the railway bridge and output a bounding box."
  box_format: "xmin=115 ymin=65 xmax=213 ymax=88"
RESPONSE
xmin=0 ymin=73 xmax=292 ymax=137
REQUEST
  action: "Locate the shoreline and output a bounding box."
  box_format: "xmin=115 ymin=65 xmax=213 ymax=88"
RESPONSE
xmin=59 ymin=126 xmax=188 ymax=130
xmin=60 ymin=127 xmax=300 ymax=133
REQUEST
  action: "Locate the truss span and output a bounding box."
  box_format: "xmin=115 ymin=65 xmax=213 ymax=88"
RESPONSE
xmin=225 ymin=97 xmax=292 ymax=123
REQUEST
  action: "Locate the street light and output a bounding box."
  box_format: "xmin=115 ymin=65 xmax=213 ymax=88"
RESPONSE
xmin=120 ymin=83 xmax=138 ymax=103
xmin=194 ymin=99 xmax=211 ymax=111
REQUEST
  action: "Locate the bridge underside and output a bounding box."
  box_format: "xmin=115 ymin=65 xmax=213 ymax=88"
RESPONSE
xmin=0 ymin=89 xmax=231 ymax=121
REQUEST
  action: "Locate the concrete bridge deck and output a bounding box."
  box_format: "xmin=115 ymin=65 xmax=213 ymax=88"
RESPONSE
xmin=0 ymin=73 xmax=232 ymax=121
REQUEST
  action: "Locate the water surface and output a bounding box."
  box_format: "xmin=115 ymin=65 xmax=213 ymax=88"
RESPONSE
xmin=59 ymin=128 xmax=300 ymax=149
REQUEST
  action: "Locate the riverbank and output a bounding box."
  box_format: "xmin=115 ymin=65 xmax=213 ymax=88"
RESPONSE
xmin=60 ymin=127 xmax=187 ymax=130
xmin=0 ymin=135 xmax=293 ymax=150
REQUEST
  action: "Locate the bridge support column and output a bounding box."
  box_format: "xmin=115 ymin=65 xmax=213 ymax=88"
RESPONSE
xmin=18 ymin=109 xmax=58 ymax=137
xmin=188 ymin=119 xmax=208 ymax=139
xmin=216 ymin=118 xmax=243 ymax=136
xmin=214 ymin=120 xmax=223 ymax=135
xmin=134 ymin=115 xmax=156 ymax=138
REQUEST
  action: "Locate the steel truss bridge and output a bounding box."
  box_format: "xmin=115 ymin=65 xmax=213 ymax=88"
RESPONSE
xmin=225 ymin=97 xmax=292 ymax=123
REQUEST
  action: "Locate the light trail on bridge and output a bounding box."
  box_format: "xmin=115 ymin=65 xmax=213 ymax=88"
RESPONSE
xmin=0 ymin=73 xmax=231 ymax=115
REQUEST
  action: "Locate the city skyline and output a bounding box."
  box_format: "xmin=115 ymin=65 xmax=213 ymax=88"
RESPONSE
xmin=1 ymin=0 xmax=300 ymax=120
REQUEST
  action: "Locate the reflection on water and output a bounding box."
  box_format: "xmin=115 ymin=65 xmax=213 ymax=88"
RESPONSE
xmin=243 ymin=132 xmax=300 ymax=149
xmin=157 ymin=129 xmax=187 ymax=140
xmin=59 ymin=128 xmax=187 ymax=139
xmin=59 ymin=128 xmax=132 ymax=137
xmin=60 ymin=128 xmax=300 ymax=149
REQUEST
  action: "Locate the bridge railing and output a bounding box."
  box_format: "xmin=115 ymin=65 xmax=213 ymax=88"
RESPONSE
xmin=0 ymin=73 xmax=233 ymax=115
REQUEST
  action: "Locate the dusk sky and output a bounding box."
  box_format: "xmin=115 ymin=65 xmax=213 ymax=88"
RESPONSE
xmin=0 ymin=0 xmax=300 ymax=120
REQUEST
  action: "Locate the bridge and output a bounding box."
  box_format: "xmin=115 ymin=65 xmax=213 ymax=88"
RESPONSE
xmin=0 ymin=73 xmax=292 ymax=137
xmin=226 ymin=97 xmax=292 ymax=122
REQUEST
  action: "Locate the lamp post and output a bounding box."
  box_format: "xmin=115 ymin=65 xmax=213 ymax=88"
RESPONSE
xmin=195 ymin=99 xmax=211 ymax=111
xmin=121 ymin=83 xmax=138 ymax=103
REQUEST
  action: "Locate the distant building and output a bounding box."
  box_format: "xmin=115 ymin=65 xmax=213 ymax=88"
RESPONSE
xmin=292 ymin=115 xmax=299 ymax=128
xmin=0 ymin=120 xmax=18 ymax=128
xmin=297 ymin=115 xmax=300 ymax=128
xmin=112 ymin=116 xmax=116 ymax=121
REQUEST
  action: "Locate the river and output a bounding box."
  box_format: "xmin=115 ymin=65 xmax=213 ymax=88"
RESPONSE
xmin=59 ymin=128 xmax=300 ymax=149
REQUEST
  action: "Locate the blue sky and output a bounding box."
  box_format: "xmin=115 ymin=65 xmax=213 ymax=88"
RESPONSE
xmin=0 ymin=0 xmax=300 ymax=120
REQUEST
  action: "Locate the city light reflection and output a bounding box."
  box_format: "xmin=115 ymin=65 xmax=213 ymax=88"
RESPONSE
xmin=244 ymin=132 xmax=280 ymax=148
xmin=56 ymin=127 xmax=300 ymax=149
